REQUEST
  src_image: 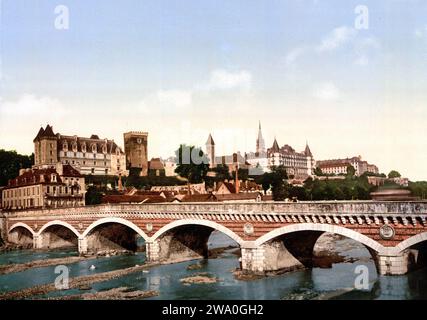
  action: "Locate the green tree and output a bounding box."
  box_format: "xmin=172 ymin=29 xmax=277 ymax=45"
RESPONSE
xmin=85 ymin=186 xmax=104 ymax=205
xmin=346 ymin=165 xmax=356 ymax=177
xmin=232 ymin=168 xmax=249 ymax=181
xmin=0 ymin=150 xmax=34 ymax=186
xmin=213 ymin=164 xmax=230 ymax=181
xmin=260 ymin=172 xmax=272 ymax=194
xmin=270 ymin=165 xmax=289 ymax=201
xmin=388 ymin=170 xmax=401 ymax=179
xmin=174 ymin=144 xmax=209 ymax=183
xmin=314 ymin=167 xmax=324 ymax=176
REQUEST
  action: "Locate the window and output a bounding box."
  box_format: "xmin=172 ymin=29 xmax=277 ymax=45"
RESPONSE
xmin=91 ymin=168 xmax=95 ymax=174
xmin=92 ymin=144 xmax=97 ymax=153
xmin=94 ymin=161 xmax=96 ymax=165
xmin=105 ymin=169 xmax=108 ymax=174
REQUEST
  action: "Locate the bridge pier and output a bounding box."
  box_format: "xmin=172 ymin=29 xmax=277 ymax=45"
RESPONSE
xmin=33 ymin=234 xmax=43 ymax=249
xmin=78 ymin=237 xmax=88 ymax=254
xmin=241 ymin=240 xmax=306 ymax=274
xmin=145 ymin=240 xmax=160 ymax=262
xmin=376 ymin=252 xmax=410 ymax=275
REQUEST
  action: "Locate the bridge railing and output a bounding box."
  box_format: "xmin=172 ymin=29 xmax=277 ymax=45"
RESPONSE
xmin=4 ymin=200 xmax=427 ymax=217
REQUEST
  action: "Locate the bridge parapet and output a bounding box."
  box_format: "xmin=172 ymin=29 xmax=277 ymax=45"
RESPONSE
xmin=4 ymin=201 xmax=427 ymax=218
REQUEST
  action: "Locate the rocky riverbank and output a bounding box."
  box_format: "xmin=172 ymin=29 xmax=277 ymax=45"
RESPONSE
xmin=53 ymin=287 xmax=158 ymax=300
xmin=0 ymin=255 xmax=96 ymax=275
xmin=0 ymin=243 xmax=33 ymax=253
xmin=0 ymin=263 xmax=158 ymax=300
xmin=180 ymin=273 xmax=218 ymax=285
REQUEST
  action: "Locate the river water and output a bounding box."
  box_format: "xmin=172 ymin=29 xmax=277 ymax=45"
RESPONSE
xmin=0 ymin=232 xmax=426 ymax=300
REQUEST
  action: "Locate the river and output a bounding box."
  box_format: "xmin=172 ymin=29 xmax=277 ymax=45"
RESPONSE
xmin=0 ymin=232 xmax=426 ymax=300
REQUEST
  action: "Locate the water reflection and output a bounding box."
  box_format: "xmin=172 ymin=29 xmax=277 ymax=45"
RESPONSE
xmin=1 ymin=232 xmax=426 ymax=300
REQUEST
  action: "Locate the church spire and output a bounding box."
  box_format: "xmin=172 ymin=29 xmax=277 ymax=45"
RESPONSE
xmin=256 ymin=121 xmax=266 ymax=156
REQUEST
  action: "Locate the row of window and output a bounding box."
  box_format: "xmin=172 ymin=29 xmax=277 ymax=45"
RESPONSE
xmin=3 ymin=186 xmax=41 ymax=198
xmin=62 ymin=159 xmax=108 ymax=166
xmin=62 ymin=143 xmax=121 ymax=155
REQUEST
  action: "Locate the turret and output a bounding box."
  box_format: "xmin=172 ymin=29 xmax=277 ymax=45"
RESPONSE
xmin=205 ymin=134 xmax=215 ymax=168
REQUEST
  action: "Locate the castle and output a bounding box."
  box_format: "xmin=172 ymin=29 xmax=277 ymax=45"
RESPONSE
xmin=206 ymin=122 xmax=315 ymax=180
xmin=33 ymin=125 xmax=149 ymax=177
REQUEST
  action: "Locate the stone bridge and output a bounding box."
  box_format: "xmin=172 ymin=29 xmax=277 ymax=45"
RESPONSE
xmin=3 ymin=201 xmax=427 ymax=276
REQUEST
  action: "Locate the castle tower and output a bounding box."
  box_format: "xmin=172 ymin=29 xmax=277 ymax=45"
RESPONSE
xmin=124 ymin=131 xmax=148 ymax=176
xmin=256 ymin=121 xmax=266 ymax=156
xmin=205 ymin=134 xmax=215 ymax=168
xmin=33 ymin=125 xmax=58 ymax=166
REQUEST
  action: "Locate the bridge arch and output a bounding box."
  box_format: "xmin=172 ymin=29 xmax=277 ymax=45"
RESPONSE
xmin=254 ymin=223 xmax=386 ymax=254
xmin=8 ymin=222 xmax=35 ymax=236
xmin=82 ymin=217 xmax=149 ymax=240
xmin=395 ymin=232 xmax=427 ymax=253
xmin=37 ymin=220 xmax=81 ymax=238
xmin=151 ymin=219 xmax=245 ymax=246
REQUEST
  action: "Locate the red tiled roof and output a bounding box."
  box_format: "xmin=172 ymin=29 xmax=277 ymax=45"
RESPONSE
xmin=7 ymin=168 xmax=62 ymax=188
xmin=102 ymin=194 xmax=167 ymax=204
xmin=180 ymin=194 xmax=217 ymax=202
xmin=215 ymin=193 xmax=261 ymax=201
xmin=148 ymin=158 xmax=165 ymax=170
xmin=62 ymin=165 xmax=82 ymax=177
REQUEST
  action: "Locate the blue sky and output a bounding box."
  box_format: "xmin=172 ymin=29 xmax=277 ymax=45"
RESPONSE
xmin=1 ymin=0 xmax=427 ymax=180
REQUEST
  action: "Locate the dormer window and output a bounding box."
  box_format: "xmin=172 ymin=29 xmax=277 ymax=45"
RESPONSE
xmin=92 ymin=144 xmax=97 ymax=153
xmin=81 ymin=143 xmax=87 ymax=153
xmin=51 ymin=174 xmax=57 ymax=182
xmin=102 ymin=144 xmax=107 ymax=154
xmin=63 ymin=142 xmax=68 ymax=152
xmin=115 ymin=148 xmax=120 ymax=156
xmin=72 ymin=142 xmax=78 ymax=152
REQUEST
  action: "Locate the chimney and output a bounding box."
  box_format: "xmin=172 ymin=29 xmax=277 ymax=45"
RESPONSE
xmin=235 ymin=164 xmax=239 ymax=194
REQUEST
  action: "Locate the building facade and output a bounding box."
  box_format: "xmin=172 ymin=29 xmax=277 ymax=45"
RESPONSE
xmin=2 ymin=163 xmax=85 ymax=210
xmin=316 ymin=156 xmax=379 ymax=176
xmin=267 ymin=139 xmax=314 ymax=180
xmin=34 ymin=125 xmax=127 ymax=176
xmin=245 ymin=122 xmax=314 ymax=180
xmin=124 ymin=131 xmax=149 ymax=176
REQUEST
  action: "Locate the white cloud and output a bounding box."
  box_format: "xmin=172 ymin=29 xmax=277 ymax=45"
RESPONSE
xmin=313 ymin=82 xmax=340 ymax=100
xmin=0 ymin=94 xmax=66 ymax=116
xmin=316 ymin=26 xmax=357 ymax=52
xmin=414 ymin=25 xmax=427 ymax=38
xmin=284 ymin=47 xmax=307 ymax=65
xmin=354 ymin=55 xmax=369 ymax=66
xmin=353 ymin=36 xmax=381 ymax=66
xmin=206 ymin=69 xmax=252 ymax=90
xmin=156 ymin=90 xmax=192 ymax=108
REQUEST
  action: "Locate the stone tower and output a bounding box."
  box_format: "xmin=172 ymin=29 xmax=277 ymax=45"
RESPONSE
xmin=205 ymin=134 xmax=215 ymax=168
xmin=256 ymin=121 xmax=266 ymax=156
xmin=304 ymin=141 xmax=314 ymax=177
xmin=33 ymin=125 xmax=58 ymax=166
xmin=124 ymin=131 xmax=148 ymax=176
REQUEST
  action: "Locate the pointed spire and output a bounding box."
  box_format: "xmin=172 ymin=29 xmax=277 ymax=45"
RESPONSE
xmin=271 ymin=137 xmax=280 ymax=152
xmin=33 ymin=127 xmax=45 ymax=142
xmin=304 ymin=141 xmax=313 ymax=157
xmin=206 ymin=133 xmax=215 ymax=146
xmin=256 ymin=121 xmax=266 ymax=155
